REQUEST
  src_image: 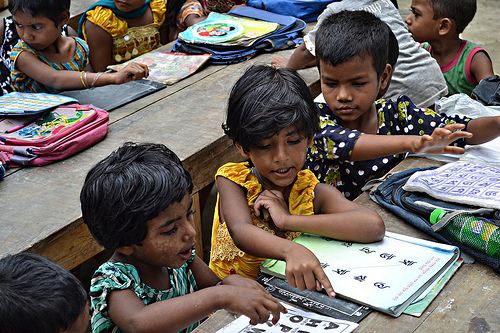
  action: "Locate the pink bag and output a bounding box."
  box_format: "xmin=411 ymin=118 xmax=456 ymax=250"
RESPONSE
xmin=0 ymin=104 xmax=109 ymax=167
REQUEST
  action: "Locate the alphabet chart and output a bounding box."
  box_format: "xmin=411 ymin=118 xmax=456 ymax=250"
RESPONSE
xmin=216 ymin=303 xmax=358 ymax=333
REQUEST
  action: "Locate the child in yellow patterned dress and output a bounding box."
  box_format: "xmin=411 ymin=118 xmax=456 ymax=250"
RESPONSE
xmin=209 ymin=64 xmax=385 ymax=297
xmin=78 ymin=0 xmax=168 ymax=72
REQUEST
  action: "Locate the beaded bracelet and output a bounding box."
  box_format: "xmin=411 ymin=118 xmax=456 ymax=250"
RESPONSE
xmin=80 ymin=71 xmax=89 ymax=89
xmin=90 ymin=72 xmax=103 ymax=90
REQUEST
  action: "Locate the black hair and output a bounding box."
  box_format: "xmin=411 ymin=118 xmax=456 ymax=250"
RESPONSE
xmin=223 ymin=64 xmax=319 ymax=153
xmin=166 ymin=0 xmax=185 ymax=38
xmin=429 ymin=0 xmax=476 ymax=34
xmin=80 ymin=142 xmax=193 ymax=251
xmin=0 ymin=253 xmax=88 ymax=333
xmin=9 ymin=0 xmax=70 ymax=27
xmin=388 ymin=27 xmax=399 ymax=69
xmin=315 ymin=10 xmax=391 ymax=78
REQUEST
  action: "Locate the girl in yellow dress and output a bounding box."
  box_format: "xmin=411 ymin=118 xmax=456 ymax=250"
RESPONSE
xmin=78 ymin=0 xmax=168 ymax=72
xmin=209 ymin=65 xmax=386 ymax=297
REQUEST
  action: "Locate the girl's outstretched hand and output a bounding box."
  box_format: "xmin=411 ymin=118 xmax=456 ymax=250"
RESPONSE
xmin=410 ymin=123 xmax=472 ymax=155
xmin=219 ymin=278 xmax=286 ymax=325
xmin=113 ymin=62 xmax=149 ymax=84
xmin=284 ymin=244 xmax=336 ymax=298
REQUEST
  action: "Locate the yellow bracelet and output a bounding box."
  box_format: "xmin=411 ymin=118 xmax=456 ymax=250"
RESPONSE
xmin=80 ymin=71 xmax=89 ymax=89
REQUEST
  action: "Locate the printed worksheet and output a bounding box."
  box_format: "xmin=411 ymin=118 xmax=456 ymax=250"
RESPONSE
xmin=216 ymin=303 xmax=358 ymax=333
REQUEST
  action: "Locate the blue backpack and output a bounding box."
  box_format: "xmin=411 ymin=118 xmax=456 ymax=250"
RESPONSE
xmin=247 ymin=0 xmax=339 ymax=22
xmin=171 ymin=6 xmax=306 ymax=65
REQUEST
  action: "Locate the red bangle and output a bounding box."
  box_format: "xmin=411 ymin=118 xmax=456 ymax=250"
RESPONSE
xmin=230 ymin=269 xmax=237 ymax=275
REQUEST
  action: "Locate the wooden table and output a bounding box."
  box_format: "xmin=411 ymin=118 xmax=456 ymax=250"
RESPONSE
xmin=0 ymin=39 xmax=320 ymax=270
xmin=193 ymin=157 xmax=500 ymax=333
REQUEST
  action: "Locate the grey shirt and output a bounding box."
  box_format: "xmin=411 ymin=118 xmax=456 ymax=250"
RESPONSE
xmin=305 ymin=0 xmax=448 ymax=108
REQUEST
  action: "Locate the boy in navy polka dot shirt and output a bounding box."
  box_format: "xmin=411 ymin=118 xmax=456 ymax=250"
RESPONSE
xmin=306 ymin=10 xmax=500 ymax=200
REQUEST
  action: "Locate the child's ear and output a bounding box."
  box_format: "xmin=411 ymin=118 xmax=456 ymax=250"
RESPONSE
xmin=307 ymin=135 xmax=315 ymax=147
xmin=380 ymin=63 xmax=392 ymax=90
xmin=438 ymin=18 xmax=453 ymax=36
xmin=60 ymin=10 xmax=70 ymax=26
xmin=235 ymin=142 xmax=250 ymax=158
xmin=115 ymin=245 xmax=134 ymax=256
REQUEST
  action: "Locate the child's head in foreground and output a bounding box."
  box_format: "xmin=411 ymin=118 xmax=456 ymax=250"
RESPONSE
xmin=314 ymin=10 xmax=392 ymax=125
xmin=406 ymin=0 xmax=476 ymax=41
xmin=9 ymin=0 xmax=70 ymax=27
xmin=0 ymin=253 xmax=89 ymax=333
xmin=80 ymin=142 xmax=194 ymax=257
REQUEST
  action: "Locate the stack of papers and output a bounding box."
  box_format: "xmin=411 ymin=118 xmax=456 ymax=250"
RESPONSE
xmin=261 ymin=232 xmax=460 ymax=317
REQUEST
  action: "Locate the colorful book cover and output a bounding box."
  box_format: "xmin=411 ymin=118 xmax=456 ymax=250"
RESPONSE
xmin=108 ymin=52 xmax=211 ymax=85
xmin=179 ymin=12 xmax=279 ymax=46
xmin=261 ymin=232 xmax=460 ymax=317
xmin=0 ymin=92 xmax=78 ymax=115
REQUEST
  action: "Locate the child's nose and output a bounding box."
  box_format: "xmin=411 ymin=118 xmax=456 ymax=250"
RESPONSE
xmin=337 ymin=85 xmax=352 ymax=102
xmin=405 ymin=14 xmax=412 ymax=25
xmin=274 ymin=145 xmax=289 ymax=162
xmin=22 ymin=31 xmax=34 ymax=41
xmin=182 ymin=219 xmax=196 ymax=242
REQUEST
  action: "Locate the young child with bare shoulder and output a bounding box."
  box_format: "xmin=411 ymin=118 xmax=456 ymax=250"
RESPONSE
xmin=80 ymin=142 xmax=286 ymax=332
xmin=405 ymin=0 xmax=494 ymax=96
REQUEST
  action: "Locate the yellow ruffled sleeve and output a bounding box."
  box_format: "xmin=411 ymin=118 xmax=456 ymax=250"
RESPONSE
xmin=289 ymin=169 xmax=318 ymax=217
xmin=151 ymin=0 xmax=166 ymax=25
xmin=85 ymin=6 xmax=128 ymax=37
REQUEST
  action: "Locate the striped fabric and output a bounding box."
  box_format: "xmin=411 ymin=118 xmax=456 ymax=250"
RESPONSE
xmin=10 ymin=37 xmax=89 ymax=93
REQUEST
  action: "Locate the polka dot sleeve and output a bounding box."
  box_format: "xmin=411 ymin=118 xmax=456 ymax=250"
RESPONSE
xmin=377 ymin=96 xmax=471 ymax=148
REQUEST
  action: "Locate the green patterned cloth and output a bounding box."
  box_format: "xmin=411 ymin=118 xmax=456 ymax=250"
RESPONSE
xmin=90 ymin=252 xmax=199 ymax=333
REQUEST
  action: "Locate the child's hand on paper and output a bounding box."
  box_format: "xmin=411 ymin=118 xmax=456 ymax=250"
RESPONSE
xmin=284 ymin=244 xmax=336 ymax=298
xmin=253 ymin=190 xmax=290 ymax=232
xmin=218 ymin=278 xmax=286 ymax=325
xmin=113 ymin=62 xmax=149 ymax=84
xmin=410 ymin=123 xmax=472 ymax=155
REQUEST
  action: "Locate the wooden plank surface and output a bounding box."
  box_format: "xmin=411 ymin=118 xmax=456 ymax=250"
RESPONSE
xmin=192 ymin=157 xmax=500 ymax=333
xmin=0 ymin=33 xmax=319 ymax=269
